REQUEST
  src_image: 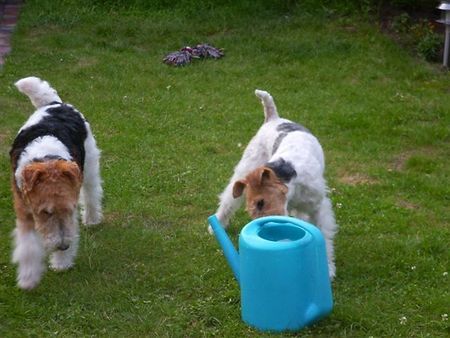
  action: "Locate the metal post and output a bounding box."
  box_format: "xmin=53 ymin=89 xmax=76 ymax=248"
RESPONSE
xmin=437 ymin=2 xmax=450 ymax=68
xmin=445 ymin=24 xmax=450 ymax=67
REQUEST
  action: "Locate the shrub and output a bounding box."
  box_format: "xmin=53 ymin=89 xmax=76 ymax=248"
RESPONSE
xmin=412 ymin=20 xmax=441 ymax=61
xmin=390 ymin=13 xmax=442 ymax=62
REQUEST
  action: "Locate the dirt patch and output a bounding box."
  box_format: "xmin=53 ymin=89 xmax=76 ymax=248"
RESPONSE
xmin=378 ymin=4 xmax=440 ymax=31
xmin=391 ymin=151 xmax=411 ymax=172
xmin=338 ymin=173 xmax=378 ymax=186
xmin=390 ymin=146 xmax=439 ymax=172
xmin=76 ymin=57 xmax=98 ymax=69
xmin=396 ymin=199 xmax=420 ymax=210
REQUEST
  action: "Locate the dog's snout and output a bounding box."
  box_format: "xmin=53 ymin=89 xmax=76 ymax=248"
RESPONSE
xmin=57 ymin=224 xmax=68 ymax=251
xmin=256 ymin=199 xmax=265 ymax=210
xmin=57 ymin=243 xmax=70 ymax=251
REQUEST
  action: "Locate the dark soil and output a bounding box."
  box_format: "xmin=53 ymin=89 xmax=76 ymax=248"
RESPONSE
xmin=377 ymin=3 xmax=446 ymax=64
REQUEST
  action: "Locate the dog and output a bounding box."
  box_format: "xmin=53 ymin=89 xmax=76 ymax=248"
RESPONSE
xmin=9 ymin=76 xmax=103 ymax=290
xmin=212 ymin=90 xmax=338 ymax=279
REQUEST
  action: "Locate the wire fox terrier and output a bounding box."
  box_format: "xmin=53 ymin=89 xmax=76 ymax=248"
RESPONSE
xmin=212 ymin=90 xmax=338 ymax=279
xmin=9 ymin=77 xmax=103 ymax=290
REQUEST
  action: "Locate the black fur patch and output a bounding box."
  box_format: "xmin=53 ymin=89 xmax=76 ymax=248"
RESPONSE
xmin=32 ymin=155 xmax=67 ymax=162
xmin=10 ymin=104 xmax=87 ymax=172
xmin=272 ymin=122 xmax=311 ymax=154
xmin=265 ymin=158 xmax=297 ymax=182
xmin=272 ymin=132 xmax=287 ymax=154
xmin=276 ymin=122 xmax=310 ymax=134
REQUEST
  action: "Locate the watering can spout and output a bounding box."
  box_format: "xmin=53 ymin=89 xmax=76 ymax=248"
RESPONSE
xmin=208 ymin=215 xmax=240 ymax=282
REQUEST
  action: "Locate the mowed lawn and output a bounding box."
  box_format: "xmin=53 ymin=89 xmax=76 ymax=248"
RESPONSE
xmin=0 ymin=1 xmax=449 ymax=336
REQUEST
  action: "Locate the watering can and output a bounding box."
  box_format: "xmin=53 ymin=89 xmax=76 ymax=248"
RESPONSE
xmin=208 ymin=214 xmax=333 ymax=332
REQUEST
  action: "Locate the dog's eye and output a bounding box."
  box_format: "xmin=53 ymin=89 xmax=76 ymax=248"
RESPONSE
xmin=41 ymin=210 xmax=53 ymax=217
xmin=256 ymin=199 xmax=265 ymax=210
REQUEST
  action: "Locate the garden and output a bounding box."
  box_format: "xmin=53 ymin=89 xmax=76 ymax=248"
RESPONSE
xmin=0 ymin=0 xmax=449 ymax=336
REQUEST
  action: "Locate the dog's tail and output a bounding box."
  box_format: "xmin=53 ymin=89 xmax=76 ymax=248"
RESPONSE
xmin=15 ymin=76 xmax=62 ymax=109
xmin=255 ymin=89 xmax=279 ymax=123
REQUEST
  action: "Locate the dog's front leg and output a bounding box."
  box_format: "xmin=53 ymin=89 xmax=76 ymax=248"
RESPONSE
xmin=210 ymin=135 xmax=269 ymax=233
xmin=12 ymin=226 xmax=45 ymax=290
xmin=50 ymin=221 xmax=79 ymax=271
xmin=214 ymin=181 xmax=245 ymax=230
xmin=212 ymin=163 xmax=263 ymax=232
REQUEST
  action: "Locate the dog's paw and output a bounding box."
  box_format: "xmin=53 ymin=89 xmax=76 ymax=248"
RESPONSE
xmin=17 ymin=271 xmax=42 ymax=290
xmin=18 ymin=278 xmax=40 ymax=290
xmin=82 ymin=209 xmax=102 ymax=226
xmin=50 ymin=260 xmax=74 ymax=271
xmin=49 ymin=252 xmax=75 ymax=271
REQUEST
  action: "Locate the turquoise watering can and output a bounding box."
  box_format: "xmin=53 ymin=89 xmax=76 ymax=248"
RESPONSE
xmin=208 ymin=214 xmax=333 ymax=332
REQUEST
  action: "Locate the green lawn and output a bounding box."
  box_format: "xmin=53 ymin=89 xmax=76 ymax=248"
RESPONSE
xmin=0 ymin=1 xmax=449 ymax=336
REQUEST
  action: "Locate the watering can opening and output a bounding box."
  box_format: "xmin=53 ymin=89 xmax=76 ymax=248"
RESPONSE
xmin=258 ymin=223 xmax=306 ymax=243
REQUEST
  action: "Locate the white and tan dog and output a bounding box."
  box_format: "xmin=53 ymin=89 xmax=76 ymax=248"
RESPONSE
xmin=10 ymin=77 xmax=103 ymax=290
xmin=212 ymin=90 xmax=338 ymax=279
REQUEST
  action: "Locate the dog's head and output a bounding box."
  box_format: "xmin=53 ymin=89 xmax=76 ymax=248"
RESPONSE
xmin=21 ymin=160 xmax=82 ymax=251
xmin=233 ymin=167 xmax=288 ymax=219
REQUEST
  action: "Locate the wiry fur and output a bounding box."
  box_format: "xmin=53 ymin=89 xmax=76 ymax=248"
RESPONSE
xmin=212 ymin=89 xmax=338 ymax=279
xmin=15 ymin=76 xmax=62 ymax=109
xmin=10 ymin=76 xmax=103 ymax=290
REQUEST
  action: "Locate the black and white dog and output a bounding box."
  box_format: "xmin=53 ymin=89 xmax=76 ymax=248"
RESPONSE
xmin=212 ymin=90 xmax=338 ymax=279
xmin=10 ymin=76 xmax=102 ymax=289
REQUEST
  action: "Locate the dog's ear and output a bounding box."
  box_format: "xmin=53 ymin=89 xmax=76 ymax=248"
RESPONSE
xmin=233 ymin=179 xmax=247 ymax=198
xmin=259 ymin=167 xmax=279 ymax=185
xmin=22 ymin=165 xmax=44 ymax=193
xmin=60 ymin=162 xmax=82 ymax=187
xmin=260 ymin=167 xmax=275 ymax=183
xmin=260 ymin=167 xmax=288 ymax=194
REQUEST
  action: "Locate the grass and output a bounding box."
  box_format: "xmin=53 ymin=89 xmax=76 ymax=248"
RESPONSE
xmin=0 ymin=1 xmax=449 ymax=336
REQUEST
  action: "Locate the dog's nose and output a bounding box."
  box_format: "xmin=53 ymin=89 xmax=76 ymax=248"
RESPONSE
xmin=57 ymin=243 xmax=70 ymax=251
